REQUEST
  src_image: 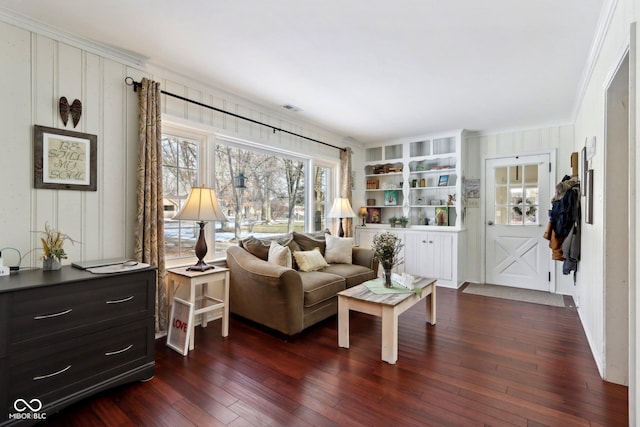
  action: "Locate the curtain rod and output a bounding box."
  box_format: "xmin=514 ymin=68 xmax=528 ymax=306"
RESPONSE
xmin=125 ymin=77 xmax=346 ymax=152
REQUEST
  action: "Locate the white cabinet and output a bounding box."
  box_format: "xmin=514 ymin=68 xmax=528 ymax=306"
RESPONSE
xmin=356 ymin=227 xmax=464 ymax=288
xmin=404 ymin=231 xmax=455 ymax=283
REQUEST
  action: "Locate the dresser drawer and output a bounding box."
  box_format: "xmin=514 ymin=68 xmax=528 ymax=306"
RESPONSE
xmin=8 ymin=319 xmax=153 ymax=405
xmin=9 ymin=274 xmax=152 ymax=344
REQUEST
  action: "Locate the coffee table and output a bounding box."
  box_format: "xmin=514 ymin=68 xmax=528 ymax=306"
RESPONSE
xmin=337 ymin=276 xmax=436 ymax=364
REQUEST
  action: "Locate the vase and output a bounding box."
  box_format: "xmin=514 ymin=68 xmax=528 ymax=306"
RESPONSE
xmin=42 ymin=257 xmax=61 ymax=271
xmin=383 ymin=267 xmax=393 ymax=288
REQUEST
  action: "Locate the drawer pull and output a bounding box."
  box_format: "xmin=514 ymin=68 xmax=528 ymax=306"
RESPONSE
xmin=105 ymin=344 xmax=133 ymax=356
xmin=33 ymin=308 xmax=72 ymax=320
xmin=106 ymin=296 xmax=134 ymax=304
xmin=33 ymin=364 xmax=71 ymax=381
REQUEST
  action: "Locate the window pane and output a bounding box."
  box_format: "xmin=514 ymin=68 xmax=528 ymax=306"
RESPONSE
xmin=313 ymin=166 xmax=329 ymax=232
xmin=213 ymin=144 xmax=307 ymax=251
xmin=162 ymin=134 xmax=199 ymax=258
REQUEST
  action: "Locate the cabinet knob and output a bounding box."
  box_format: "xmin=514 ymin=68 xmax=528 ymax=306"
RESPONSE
xmin=487 ymin=221 xmax=494 ymax=226
xmin=422 ymin=240 xmax=427 ymax=243
xmin=428 ymin=240 xmax=433 ymax=244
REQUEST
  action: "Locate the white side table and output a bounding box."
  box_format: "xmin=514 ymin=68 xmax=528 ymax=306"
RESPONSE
xmin=167 ymin=266 xmax=230 ymax=351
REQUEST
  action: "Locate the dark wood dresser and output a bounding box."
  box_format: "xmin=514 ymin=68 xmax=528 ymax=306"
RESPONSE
xmin=0 ymin=266 xmax=156 ymax=426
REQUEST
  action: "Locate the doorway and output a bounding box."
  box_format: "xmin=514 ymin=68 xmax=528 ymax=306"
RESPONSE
xmin=485 ymin=153 xmax=552 ymax=291
xmin=603 ymin=50 xmax=629 ymax=385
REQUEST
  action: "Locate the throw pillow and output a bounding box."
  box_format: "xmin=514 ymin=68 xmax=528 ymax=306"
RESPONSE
xmin=293 ymin=231 xmax=326 ymax=255
xmin=293 ymin=247 xmax=329 ymax=272
xmin=241 ymin=236 xmax=269 ymax=260
xmin=324 ymin=234 xmax=353 ymax=264
xmin=268 ymin=241 xmax=292 ymax=268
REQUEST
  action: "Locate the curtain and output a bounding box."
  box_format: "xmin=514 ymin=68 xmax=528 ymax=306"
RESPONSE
xmin=134 ymin=78 xmax=167 ymax=334
xmin=339 ymin=147 xmax=354 ymax=237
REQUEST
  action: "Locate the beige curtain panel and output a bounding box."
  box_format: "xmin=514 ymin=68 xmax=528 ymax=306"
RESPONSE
xmin=134 ymin=77 xmax=167 ymax=334
xmin=340 ymin=147 xmax=353 ymax=237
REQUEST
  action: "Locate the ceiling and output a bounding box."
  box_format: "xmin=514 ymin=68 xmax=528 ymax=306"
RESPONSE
xmin=1 ymin=0 xmax=605 ymax=143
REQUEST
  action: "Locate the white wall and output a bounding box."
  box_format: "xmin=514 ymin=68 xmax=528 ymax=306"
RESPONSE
xmin=0 ymin=18 xmax=355 ymax=269
xmin=463 ymin=125 xmax=576 ymax=294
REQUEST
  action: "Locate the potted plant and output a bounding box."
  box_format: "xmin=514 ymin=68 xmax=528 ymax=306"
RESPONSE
xmin=398 ymin=216 xmax=409 ymax=228
xmin=371 ymin=232 xmax=404 ymax=288
xmin=388 ymin=216 xmax=398 ymax=228
xmin=39 ymin=223 xmax=77 ymax=270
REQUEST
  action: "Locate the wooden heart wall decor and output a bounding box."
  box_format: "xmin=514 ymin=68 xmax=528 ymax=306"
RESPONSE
xmin=58 ymin=97 xmax=82 ymax=128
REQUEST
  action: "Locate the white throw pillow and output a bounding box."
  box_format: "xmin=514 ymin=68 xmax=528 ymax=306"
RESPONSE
xmin=324 ymin=233 xmax=353 ymax=264
xmin=268 ymin=241 xmax=292 ymax=268
xmin=293 ymin=247 xmax=329 ymax=272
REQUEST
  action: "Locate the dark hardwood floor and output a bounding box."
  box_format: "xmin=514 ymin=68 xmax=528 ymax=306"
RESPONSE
xmin=41 ymin=286 xmax=628 ymax=426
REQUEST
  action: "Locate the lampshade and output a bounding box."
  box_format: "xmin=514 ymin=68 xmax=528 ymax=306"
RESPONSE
xmin=328 ymin=198 xmax=356 ymax=219
xmin=358 ymin=207 xmax=368 ymax=217
xmin=174 ymin=186 xmax=228 ymax=222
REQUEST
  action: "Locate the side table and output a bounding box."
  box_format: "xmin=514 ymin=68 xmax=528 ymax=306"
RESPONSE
xmin=167 ymin=266 xmax=230 ymax=351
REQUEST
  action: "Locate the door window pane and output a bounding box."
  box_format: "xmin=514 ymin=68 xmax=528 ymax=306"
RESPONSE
xmin=494 ymin=162 xmax=541 ymax=226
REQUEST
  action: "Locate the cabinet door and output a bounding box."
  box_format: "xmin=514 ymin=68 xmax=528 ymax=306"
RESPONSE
xmin=430 ymin=232 xmax=454 ymax=281
xmin=404 ymin=232 xmax=434 ymax=278
xmin=404 ymin=231 xmax=454 ymax=281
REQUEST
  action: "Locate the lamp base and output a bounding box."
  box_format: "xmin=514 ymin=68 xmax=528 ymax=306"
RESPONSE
xmin=186 ymin=260 xmax=215 ymax=271
xmin=338 ymin=217 xmax=345 ymax=238
xmin=187 ymin=221 xmax=214 ymax=271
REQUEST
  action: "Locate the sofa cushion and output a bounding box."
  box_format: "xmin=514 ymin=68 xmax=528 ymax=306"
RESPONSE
xmin=299 ymin=271 xmax=346 ymax=307
xmin=321 ymin=263 xmax=377 ymax=288
xmin=240 ymin=234 xmax=300 ymax=265
xmin=293 ymin=247 xmax=329 ymax=272
xmin=240 ymin=236 xmax=269 ymax=260
xmin=268 ymin=241 xmax=292 ymax=268
xmin=293 ymin=231 xmax=326 ymax=255
xmin=324 ymin=234 xmax=353 ymax=264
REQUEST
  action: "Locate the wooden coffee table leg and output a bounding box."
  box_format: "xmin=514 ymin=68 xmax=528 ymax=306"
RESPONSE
xmin=338 ymin=295 xmax=349 ymax=349
xmin=381 ymin=306 xmax=398 ymax=364
xmin=425 ymin=283 xmax=437 ymax=325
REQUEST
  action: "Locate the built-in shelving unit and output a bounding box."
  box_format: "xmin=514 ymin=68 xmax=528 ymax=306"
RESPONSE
xmin=358 ymin=131 xmax=467 ymax=288
xmin=363 ymin=131 xmax=465 ymax=230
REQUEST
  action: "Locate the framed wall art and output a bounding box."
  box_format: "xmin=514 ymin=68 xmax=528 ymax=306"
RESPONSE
xmin=34 ymin=125 xmax=97 ymax=191
xmin=166 ymin=297 xmax=194 ymax=356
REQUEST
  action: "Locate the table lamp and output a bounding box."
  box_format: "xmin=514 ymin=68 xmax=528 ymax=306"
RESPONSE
xmin=358 ymin=207 xmax=368 ymax=226
xmin=328 ymin=198 xmax=356 ymax=237
xmin=173 ymin=185 xmax=228 ymax=271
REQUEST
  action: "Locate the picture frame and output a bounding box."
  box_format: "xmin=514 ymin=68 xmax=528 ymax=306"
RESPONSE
xmin=581 ymin=146 xmax=588 ymax=196
xmin=438 ymin=175 xmax=449 ymax=187
xmin=384 ymin=190 xmax=398 ymax=206
xmin=435 ymin=206 xmax=449 ymax=226
xmin=585 ymin=169 xmax=594 ymax=225
xmin=366 ymin=207 xmax=381 ymax=224
xmin=166 ymin=297 xmax=194 ymax=356
xmin=34 ymin=125 xmax=97 ymax=191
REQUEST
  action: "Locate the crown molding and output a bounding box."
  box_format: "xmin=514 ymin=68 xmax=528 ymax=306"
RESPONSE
xmin=0 ymin=7 xmax=146 ymax=67
xmin=572 ymin=0 xmax=618 ymax=120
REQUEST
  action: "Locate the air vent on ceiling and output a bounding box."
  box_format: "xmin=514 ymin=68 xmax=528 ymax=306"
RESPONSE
xmin=282 ymin=104 xmax=302 ymax=113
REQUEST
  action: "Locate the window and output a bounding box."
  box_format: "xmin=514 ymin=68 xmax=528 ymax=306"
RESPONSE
xmin=161 ymin=127 xmax=337 ymax=259
xmin=313 ymin=165 xmax=331 ymax=231
xmin=162 ymin=134 xmax=199 ymax=258
xmin=213 ymin=142 xmax=308 ymax=252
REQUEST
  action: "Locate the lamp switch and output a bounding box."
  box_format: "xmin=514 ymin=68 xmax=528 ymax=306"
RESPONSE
xmin=0 ymin=266 xmax=9 ymax=276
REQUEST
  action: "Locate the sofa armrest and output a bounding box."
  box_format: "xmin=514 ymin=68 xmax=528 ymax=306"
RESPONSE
xmin=226 ymin=246 xmax=304 ymax=335
xmin=352 ymin=247 xmax=379 ymax=272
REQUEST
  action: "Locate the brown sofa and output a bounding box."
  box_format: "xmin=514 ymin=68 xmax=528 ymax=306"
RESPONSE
xmin=226 ymin=231 xmax=379 ymax=336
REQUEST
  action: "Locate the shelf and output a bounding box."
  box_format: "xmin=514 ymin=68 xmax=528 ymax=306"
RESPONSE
xmin=362 ymin=131 xmax=463 ymax=230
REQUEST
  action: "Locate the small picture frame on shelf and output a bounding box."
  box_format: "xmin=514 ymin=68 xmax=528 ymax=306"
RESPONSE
xmin=366 ymin=207 xmax=381 ymax=224
xmin=438 ymin=175 xmax=449 ymax=187
xmin=384 ymin=190 xmax=398 ymax=206
xmin=435 ymin=207 xmax=449 ymax=226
